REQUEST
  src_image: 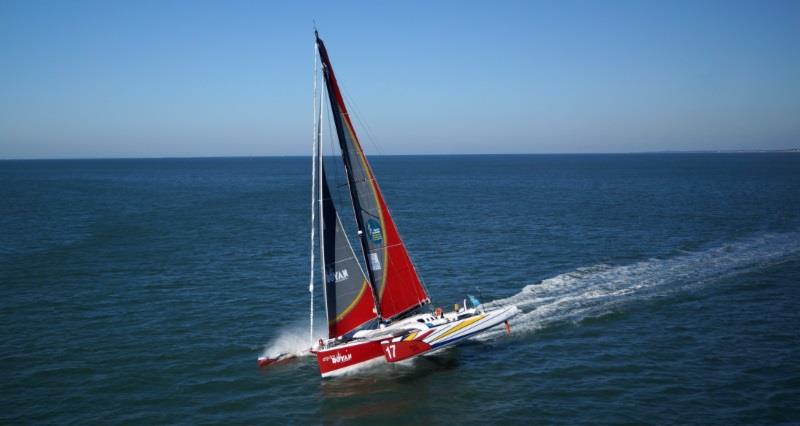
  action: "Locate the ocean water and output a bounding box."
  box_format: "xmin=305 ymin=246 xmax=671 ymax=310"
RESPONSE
xmin=1 ymin=154 xmax=799 ymax=424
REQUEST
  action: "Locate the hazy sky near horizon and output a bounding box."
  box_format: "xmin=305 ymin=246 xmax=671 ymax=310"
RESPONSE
xmin=1 ymin=0 xmax=798 ymax=159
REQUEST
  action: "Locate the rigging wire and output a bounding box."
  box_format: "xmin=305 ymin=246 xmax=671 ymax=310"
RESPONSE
xmin=317 ymin=79 xmax=327 ymax=341
xmin=309 ymin=40 xmax=319 ymax=348
xmin=338 ymin=81 xmax=386 ymax=157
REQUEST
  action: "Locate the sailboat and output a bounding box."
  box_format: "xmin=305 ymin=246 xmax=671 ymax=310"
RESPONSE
xmin=259 ymin=31 xmax=517 ymax=378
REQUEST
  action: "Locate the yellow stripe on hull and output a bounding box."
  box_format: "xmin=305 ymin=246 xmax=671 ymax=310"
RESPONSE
xmin=430 ymin=314 xmax=486 ymax=342
xmin=404 ymin=332 xmax=418 ymax=341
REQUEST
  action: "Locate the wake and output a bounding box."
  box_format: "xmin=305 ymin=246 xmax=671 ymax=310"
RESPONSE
xmin=479 ymin=231 xmax=800 ymax=339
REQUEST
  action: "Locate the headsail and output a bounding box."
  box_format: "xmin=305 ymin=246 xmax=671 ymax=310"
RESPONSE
xmin=316 ymin=33 xmax=430 ymax=320
xmin=321 ymin=165 xmax=378 ymax=338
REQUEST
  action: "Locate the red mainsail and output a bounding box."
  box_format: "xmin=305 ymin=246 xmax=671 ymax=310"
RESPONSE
xmin=316 ymin=33 xmax=430 ymax=320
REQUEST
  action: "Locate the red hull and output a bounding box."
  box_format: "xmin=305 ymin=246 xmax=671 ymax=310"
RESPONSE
xmin=381 ymin=339 xmax=432 ymax=362
xmin=315 ymin=340 xmax=385 ymax=377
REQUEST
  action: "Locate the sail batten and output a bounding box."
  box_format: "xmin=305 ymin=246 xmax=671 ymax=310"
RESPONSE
xmin=316 ymin=34 xmax=430 ymax=321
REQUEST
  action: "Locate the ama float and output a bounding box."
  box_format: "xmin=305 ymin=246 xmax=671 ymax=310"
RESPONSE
xmin=258 ymin=31 xmax=517 ymax=378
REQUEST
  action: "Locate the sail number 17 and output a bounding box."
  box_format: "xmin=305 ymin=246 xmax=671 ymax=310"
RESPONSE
xmin=385 ymin=344 xmax=396 ymax=360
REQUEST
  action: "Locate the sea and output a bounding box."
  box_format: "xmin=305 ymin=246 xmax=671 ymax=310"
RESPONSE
xmin=1 ymin=154 xmax=799 ymax=424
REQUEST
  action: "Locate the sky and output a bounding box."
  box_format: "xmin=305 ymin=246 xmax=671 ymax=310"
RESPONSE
xmin=1 ymin=0 xmax=798 ymax=158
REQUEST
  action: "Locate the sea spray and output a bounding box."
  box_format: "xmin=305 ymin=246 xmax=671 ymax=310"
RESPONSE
xmin=260 ymin=320 xmax=328 ymax=359
xmin=479 ymin=231 xmax=800 ymax=339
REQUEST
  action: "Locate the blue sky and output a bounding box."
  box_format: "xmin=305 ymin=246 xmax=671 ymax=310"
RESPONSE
xmin=1 ymin=0 xmax=798 ymax=158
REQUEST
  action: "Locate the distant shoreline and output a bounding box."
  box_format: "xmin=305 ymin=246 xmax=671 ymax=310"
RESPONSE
xmin=1 ymin=149 xmax=798 ymax=161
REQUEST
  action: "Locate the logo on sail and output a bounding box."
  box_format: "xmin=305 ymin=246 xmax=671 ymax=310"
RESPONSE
xmin=326 ymin=268 xmax=349 ymax=283
xmin=366 ymin=219 xmax=383 ymax=244
xmin=369 ymin=252 xmax=382 ymax=271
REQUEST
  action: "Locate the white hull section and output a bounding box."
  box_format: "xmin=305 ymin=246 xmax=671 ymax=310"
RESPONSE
xmin=379 ymin=306 xmax=519 ymax=363
xmin=425 ymin=306 xmax=518 ymax=348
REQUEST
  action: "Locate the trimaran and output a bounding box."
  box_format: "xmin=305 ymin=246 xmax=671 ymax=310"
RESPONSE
xmin=259 ymin=31 xmax=517 ymax=378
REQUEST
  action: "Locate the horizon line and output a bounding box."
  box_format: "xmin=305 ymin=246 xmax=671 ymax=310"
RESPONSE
xmin=1 ymin=148 xmax=798 ymax=161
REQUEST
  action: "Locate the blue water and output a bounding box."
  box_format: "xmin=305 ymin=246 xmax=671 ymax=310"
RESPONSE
xmin=1 ymin=154 xmax=799 ymax=424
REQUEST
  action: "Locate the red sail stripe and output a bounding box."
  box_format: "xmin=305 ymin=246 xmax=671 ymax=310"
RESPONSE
xmin=328 ymin=280 xmax=378 ymax=338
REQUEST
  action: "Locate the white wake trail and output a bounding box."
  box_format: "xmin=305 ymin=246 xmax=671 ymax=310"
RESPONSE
xmin=479 ymin=231 xmax=800 ymax=339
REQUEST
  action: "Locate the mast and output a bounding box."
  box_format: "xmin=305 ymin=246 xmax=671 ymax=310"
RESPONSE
xmin=315 ymin=31 xmax=382 ymax=318
xmin=316 ymin=34 xmax=379 ymax=339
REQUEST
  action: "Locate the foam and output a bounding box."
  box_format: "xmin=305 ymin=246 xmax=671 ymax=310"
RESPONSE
xmin=478 ymin=231 xmax=800 ymax=340
xmin=260 ymin=321 xmax=326 ymax=359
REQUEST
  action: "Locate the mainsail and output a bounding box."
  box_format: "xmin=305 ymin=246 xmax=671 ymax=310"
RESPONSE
xmin=316 ymin=32 xmax=430 ymax=320
xmin=321 ymin=166 xmax=378 ymax=338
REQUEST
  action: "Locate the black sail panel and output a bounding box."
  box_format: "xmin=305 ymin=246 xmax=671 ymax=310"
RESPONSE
xmin=321 ymin=166 xmax=378 ymax=338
